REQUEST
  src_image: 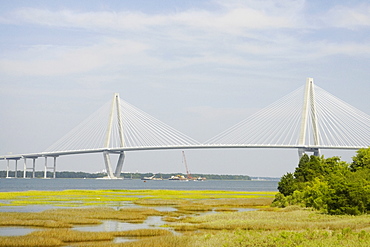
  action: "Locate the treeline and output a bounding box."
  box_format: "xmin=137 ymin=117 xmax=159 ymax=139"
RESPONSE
xmin=122 ymin=173 xmax=251 ymax=180
xmin=0 ymin=171 xmax=250 ymax=180
xmin=273 ymin=147 xmax=370 ymax=215
xmin=0 ymin=171 xmax=106 ymax=178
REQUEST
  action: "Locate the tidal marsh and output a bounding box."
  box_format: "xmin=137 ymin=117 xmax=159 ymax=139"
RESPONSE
xmin=1 ymin=189 xmax=370 ymax=246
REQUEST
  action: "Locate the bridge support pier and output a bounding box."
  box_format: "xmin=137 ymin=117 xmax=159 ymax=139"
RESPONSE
xmin=44 ymin=157 xmax=47 ymax=178
xmin=32 ymin=158 xmax=36 ymax=178
xmin=53 ymin=157 xmax=57 ymax=179
xmin=103 ymin=151 xmax=115 ymax=179
xmin=6 ymin=159 xmax=9 ymax=178
xmin=103 ymin=151 xmax=125 ymax=179
xmin=5 ymin=158 xmax=20 ymax=178
xmin=44 ymin=156 xmax=58 ymax=178
xmin=114 ymin=151 xmax=125 ymax=178
xmin=298 ymin=147 xmax=320 ymax=159
xmin=15 ymin=159 xmax=18 ymax=178
xmin=23 ymin=158 xmax=27 ymax=178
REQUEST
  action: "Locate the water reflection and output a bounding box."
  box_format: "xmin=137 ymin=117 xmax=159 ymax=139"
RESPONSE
xmin=0 ymin=227 xmax=35 ymax=236
xmin=0 ymin=205 xmax=58 ymax=213
xmin=74 ymin=216 xmax=165 ymax=232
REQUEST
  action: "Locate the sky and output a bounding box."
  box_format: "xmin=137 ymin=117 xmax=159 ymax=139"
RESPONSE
xmin=0 ymin=0 xmax=369 ymax=177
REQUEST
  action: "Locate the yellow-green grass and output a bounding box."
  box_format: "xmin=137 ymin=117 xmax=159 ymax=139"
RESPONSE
xmin=74 ymin=235 xmax=189 ymax=247
xmin=0 ymin=189 xmax=276 ymax=208
xmin=0 ymin=207 xmax=166 ymax=229
xmin=168 ymin=206 xmax=370 ymax=232
xmin=72 ymin=228 xmax=370 ymax=247
xmin=113 ymin=229 xmax=172 ymax=237
xmin=0 ymin=229 xmax=174 ymax=247
xmin=30 ymin=229 xmax=114 ymax=242
xmin=0 ymin=235 xmax=63 ymax=247
xmin=1 ymin=189 xmax=370 ymax=247
xmin=186 ymin=228 xmax=370 ymax=247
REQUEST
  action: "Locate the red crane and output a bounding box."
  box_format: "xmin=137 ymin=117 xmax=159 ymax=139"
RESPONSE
xmin=182 ymin=151 xmax=194 ymax=180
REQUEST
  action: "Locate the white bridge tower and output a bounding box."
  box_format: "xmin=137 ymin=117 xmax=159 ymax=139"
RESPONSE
xmin=103 ymin=93 xmax=125 ymax=179
xmin=298 ymin=78 xmax=320 ymax=158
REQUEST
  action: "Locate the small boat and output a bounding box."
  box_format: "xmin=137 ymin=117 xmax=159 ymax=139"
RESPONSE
xmin=169 ymin=175 xmax=188 ymax=181
xmin=141 ymin=174 xmax=163 ymax=180
xmin=141 ymin=175 xmax=155 ymax=180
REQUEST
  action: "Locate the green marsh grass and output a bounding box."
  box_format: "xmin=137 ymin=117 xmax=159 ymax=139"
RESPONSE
xmin=30 ymin=229 xmax=114 ymax=242
xmin=0 ymin=189 xmax=275 ymax=208
xmin=0 ymin=229 xmax=173 ymax=247
xmin=113 ymin=229 xmax=172 ymax=237
xmin=3 ymin=189 xmax=370 ymax=246
xmin=169 ymin=207 xmax=370 ymax=232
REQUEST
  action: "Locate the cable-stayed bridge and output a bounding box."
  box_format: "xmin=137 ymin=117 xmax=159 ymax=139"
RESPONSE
xmin=1 ymin=78 xmax=369 ymax=178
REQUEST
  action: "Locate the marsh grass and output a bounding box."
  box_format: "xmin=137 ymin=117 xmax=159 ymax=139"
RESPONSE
xmin=175 ymin=204 xmax=214 ymax=213
xmin=45 ymin=207 xmax=165 ymax=223
xmin=0 ymin=189 xmax=275 ymax=208
xmin=3 ymin=189 xmax=370 ymax=246
xmin=0 ymin=207 xmax=166 ymax=229
xmin=213 ymin=208 xmax=238 ymax=212
xmin=133 ymin=199 xmax=186 ymax=206
xmin=0 ymin=212 xmax=76 ymax=228
xmin=113 ymin=229 xmax=172 ymax=237
xmin=30 ymin=229 xmax=114 ymax=242
xmin=0 ymin=235 xmax=63 ymax=247
xmin=0 ymin=228 xmax=173 ymax=247
xmin=186 ymin=228 xmax=370 ymax=247
xmin=74 ymin=235 xmax=188 ymax=247
xmin=169 ymin=208 xmax=370 ymax=232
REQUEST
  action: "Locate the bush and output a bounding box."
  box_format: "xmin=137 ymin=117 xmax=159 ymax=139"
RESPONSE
xmin=274 ymin=147 xmax=370 ymax=215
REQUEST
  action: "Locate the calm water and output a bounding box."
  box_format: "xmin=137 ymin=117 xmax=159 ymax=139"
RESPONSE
xmin=0 ymin=178 xmax=278 ymax=192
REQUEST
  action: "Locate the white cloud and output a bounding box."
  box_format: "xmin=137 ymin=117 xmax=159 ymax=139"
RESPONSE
xmin=12 ymin=8 xmax=166 ymax=31
xmin=321 ymin=4 xmax=370 ymax=29
xmin=0 ymin=40 xmax=148 ymax=76
xmin=10 ymin=1 xmax=302 ymax=33
xmin=1 ymin=1 xmax=370 ymax=79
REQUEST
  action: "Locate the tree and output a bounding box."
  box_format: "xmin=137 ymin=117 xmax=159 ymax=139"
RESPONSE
xmin=273 ymin=147 xmax=370 ymax=215
xmin=295 ymin=154 xmax=324 ymax=182
xmin=277 ymin=173 xmax=296 ymax=196
xmin=350 ymin=147 xmax=370 ymax=171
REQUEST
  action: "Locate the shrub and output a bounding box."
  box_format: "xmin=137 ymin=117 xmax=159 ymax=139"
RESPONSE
xmin=274 ymin=147 xmax=370 ymax=215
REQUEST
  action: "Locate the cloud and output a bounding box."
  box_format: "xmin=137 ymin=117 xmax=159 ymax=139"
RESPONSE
xmin=9 ymin=1 xmax=302 ymax=33
xmin=0 ymin=39 xmax=148 ymax=76
xmin=185 ymin=105 xmax=258 ymax=122
xmin=1 ymin=1 xmax=370 ymax=79
xmin=10 ymin=8 xmax=165 ymax=31
xmin=321 ymin=4 xmax=370 ymax=29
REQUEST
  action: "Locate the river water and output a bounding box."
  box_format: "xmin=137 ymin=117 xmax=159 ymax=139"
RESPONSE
xmin=0 ymin=178 xmax=278 ymax=192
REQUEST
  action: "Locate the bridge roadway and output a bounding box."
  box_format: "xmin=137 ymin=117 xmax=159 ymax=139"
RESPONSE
xmin=0 ymin=144 xmax=364 ymax=160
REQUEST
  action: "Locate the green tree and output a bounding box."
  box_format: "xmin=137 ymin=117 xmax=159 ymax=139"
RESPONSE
xmin=350 ymin=147 xmax=370 ymax=171
xmin=274 ymin=147 xmax=370 ymax=215
xmin=294 ymin=154 xmax=324 ymax=183
xmin=325 ymin=170 xmax=370 ymax=215
xmin=277 ymin=173 xmax=296 ymax=196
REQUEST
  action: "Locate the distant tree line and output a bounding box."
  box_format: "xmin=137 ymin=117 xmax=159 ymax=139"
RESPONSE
xmin=121 ymin=173 xmax=251 ymax=180
xmin=0 ymin=171 xmax=250 ymax=180
xmin=273 ymin=147 xmax=370 ymax=215
xmin=0 ymin=171 xmax=107 ymax=178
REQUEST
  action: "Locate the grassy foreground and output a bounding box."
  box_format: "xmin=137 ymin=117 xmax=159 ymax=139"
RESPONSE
xmin=1 ymin=189 xmax=370 ymax=246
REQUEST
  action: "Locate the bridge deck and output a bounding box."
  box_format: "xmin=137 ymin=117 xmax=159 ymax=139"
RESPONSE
xmin=0 ymin=144 xmax=364 ymax=160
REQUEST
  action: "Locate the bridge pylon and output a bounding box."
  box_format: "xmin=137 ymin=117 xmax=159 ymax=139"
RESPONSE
xmin=103 ymin=93 xmax=125 ymax=179
xmin=298 ymin=78 xmax=320 ymax=158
